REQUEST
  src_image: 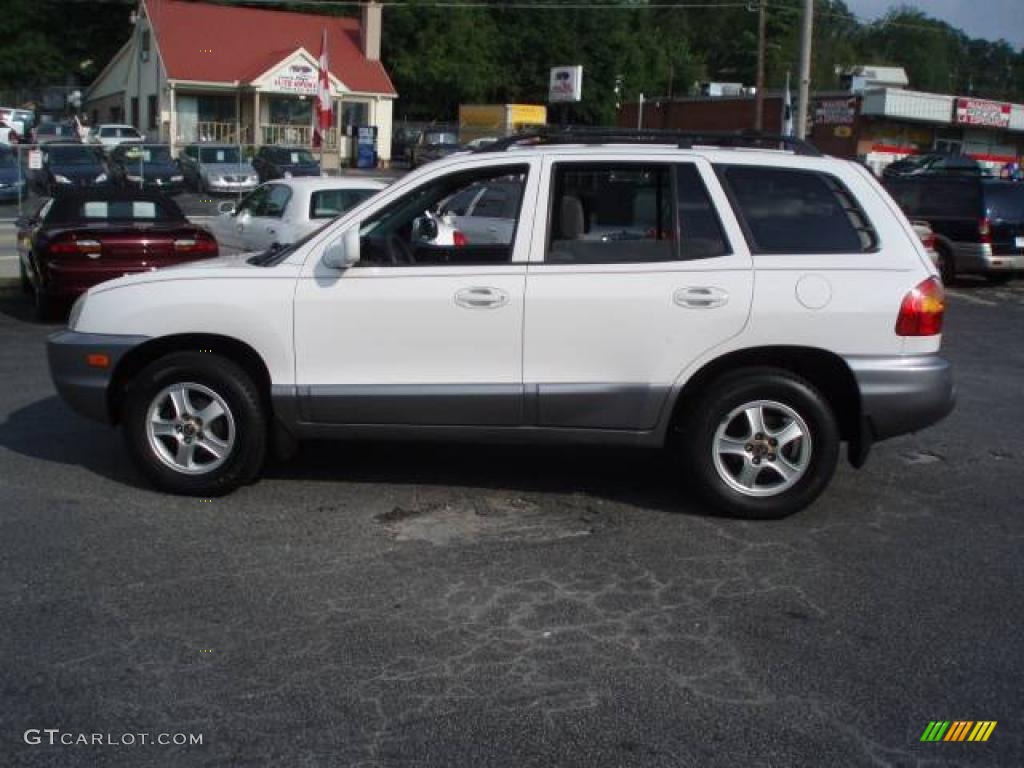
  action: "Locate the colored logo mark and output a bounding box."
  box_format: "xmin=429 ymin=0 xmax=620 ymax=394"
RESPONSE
xmin=920 ymin=721 xmax=997 ymax=742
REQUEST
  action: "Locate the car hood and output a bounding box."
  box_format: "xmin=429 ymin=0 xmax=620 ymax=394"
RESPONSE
xmin=203 ymin=163 xmax=255 ymax=175
xmin=49 ymin=163 xmax=106 ymax=178
xmin=88 ymin=251 xmax=300 ymax=295
xmin=122 ymin=162 xmax=178 ymax=177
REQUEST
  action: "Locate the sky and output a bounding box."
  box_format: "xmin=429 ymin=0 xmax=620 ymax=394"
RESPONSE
xmin=844 ymin=0 xmax=1024 ymax=49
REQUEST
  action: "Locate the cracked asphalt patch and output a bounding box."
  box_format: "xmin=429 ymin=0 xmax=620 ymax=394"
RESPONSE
xmin=0 ymin=282 xmax=1022 ymax=767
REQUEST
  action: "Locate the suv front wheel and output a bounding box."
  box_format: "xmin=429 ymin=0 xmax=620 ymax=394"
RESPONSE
xmin=122 ymin=352 xmax=267 ymax=496
xmin=681 ymin=368 xmax=840 ymax=519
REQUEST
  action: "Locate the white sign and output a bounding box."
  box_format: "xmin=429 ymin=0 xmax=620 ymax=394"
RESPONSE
xmin=549 ymin=65 xmax=583 ymax=103
xmin=28 ymin=150 xmax=42 ymax=170
xmin=270 ymin=62 xmax=318 ymax=95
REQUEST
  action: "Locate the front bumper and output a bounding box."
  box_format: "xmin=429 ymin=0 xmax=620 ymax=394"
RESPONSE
xmin=206 ymin=179 xmax=258 ymax=194
xmin=47 ymin=330 xmax=148 ymax=424
xmin=846 ymin=354 xmax=955 ymax=442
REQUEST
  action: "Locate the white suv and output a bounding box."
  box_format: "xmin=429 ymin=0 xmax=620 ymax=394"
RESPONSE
xmin=47 ymin=131 xmax=954 ymax=518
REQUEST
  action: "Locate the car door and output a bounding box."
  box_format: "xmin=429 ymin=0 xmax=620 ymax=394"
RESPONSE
xmin=523 ymin=156 xmax=754 ymax=430
xmin=215 ymin=185 xmax=269 ymax=251
xmin=242 ymin=183 xmax=292 ymax=251
xmin=293 ymin=158 xmax=540 ymax=426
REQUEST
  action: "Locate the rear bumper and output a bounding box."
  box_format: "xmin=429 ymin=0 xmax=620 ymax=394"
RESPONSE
xmin=953 ymin=242 xmax=1024 ymax=273
xmin=41 ymin=263 xmax=158 ymax=299
xmin=47 ymin=330 xmax=148 ymax=424
xmin=845 ymin=354 xmax=955 ymax=441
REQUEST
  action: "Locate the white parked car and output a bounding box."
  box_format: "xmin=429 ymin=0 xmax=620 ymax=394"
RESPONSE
xmin=49 ymin=130 xmax=955 ymax=519
xmin=209 ymin=177 xmax=387 ymax=253
xmin=89 ymin=124 xmax=144 ymax=150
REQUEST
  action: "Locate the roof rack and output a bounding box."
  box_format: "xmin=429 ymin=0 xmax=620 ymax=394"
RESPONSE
xmin=474 ymin=127 xmax=822 ymax=157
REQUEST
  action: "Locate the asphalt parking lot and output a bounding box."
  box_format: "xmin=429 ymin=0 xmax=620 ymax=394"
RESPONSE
xmin=1 ymin=277 xmax=1022 ymax=767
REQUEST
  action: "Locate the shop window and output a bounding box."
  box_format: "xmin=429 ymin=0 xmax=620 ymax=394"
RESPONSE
xmin=131 ymin=98 xmax=139 ymax=130
xmin=148 ymin=95 xmax=158 ymax=130
xmin=141 ymin=30 xmax=150 ymax=62
xmin=341 ymin=102 xmax=368 ymax=127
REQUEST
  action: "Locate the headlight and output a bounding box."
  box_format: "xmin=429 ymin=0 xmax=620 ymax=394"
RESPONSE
xmin=55 ymin=174 xmax=71 ymax=184
xmin=94 ymin=173 xmax=108 ymax=183
xmin=126 ymin=174 xmax=142 ymax=182
xmin=171 ymin=174 xmax=183 ymax=182
xmin=68 ymin=293 xmax=87 ymax=330
xmin=283 ymin=171 xmax=293 ymax=178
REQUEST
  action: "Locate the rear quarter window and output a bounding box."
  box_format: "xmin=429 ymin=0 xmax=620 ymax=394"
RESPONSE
xmin=718 ymin=165 xmax=876 ymax=254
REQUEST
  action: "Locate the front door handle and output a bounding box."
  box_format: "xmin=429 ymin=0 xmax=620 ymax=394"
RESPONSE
xmin=454 ymin=286 xmax=509 ymax=310
xmin=674 ymin=286 xmax=729 ymax=309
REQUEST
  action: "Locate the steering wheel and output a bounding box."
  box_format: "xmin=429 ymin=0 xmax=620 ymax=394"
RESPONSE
xmin=385 ymin=235 xmax=415 ymax=265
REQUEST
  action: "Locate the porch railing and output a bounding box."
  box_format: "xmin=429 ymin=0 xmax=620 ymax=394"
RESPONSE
xmin=261 ymin=124 xmax=341 ymax=149
xmin=177 ymin=121 xmax=250 ymax=144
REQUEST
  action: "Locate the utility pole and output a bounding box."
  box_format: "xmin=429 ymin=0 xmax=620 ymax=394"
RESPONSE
xmin=754 ymin=1 xmax=766 ymax=130
xmin=795 ymin=0 xmax=813 ymax=139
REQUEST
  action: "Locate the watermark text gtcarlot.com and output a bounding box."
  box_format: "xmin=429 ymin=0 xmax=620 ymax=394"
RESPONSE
xmin=24 ymin=729 xmax=203 ymax=747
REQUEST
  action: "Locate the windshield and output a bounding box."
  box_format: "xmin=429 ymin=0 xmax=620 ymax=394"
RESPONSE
xmin=47 ymin=146 xmax=101 ymax=165
xmin=282 ymin=149 xmax=315 ymax=165
xmin=39 ymin=124 xmax=75 ymax=136
xmin=121 ymin=146 xmax=173 ymax=164
xmin=986 ymin=185 xmax=1024 ymax=221
xmin=424 ymin=131 xmax=458 ymax=147
xmin=200 ymin=147 xmax=242 ymax=164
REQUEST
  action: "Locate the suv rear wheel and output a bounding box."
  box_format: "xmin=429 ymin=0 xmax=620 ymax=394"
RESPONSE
xmin=680 ymin=368 xmax=839 ymax=519
xmin=122 ymin=352 xmax=267 ymax=496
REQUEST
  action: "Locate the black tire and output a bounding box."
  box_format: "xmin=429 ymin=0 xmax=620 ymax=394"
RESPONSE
xmin=678 ymin=368 xmax=840 ymax=520
xmin=122 ymin=352 xmax=267 ymax=496
xmin=935 ymin=243 xmax=956 ymax=286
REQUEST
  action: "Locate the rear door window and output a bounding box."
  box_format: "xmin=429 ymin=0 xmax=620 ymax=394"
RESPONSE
xmin=309 ymin=188 xmax=377 ymax=219
xmin=718 ymin=165 xmax=876 ymax=253
xmin=985 ymin=185 xmax=1024 ymax=222
xmin=547 ymin=163 xmax=676 ymax=263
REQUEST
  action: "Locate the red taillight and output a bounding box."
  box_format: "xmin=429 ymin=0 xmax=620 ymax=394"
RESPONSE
xmin=895 ymin=277 xmax=945 ymax=336
xmin=50 ymin=237 xmax=101 ymax=256
xmin=174 ymin=235 xmax=218 ymax=255
xmin=452 ymin=230 xmax=468 ymax=248
xmin=979 ymin=217 xmax=992 ymax=245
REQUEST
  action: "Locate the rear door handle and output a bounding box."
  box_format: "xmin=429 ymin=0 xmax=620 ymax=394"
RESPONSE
xmin=454 ymin=286 xmax=509 ymax=310
xmin=674 ymin=286 xmax=729 ymax=309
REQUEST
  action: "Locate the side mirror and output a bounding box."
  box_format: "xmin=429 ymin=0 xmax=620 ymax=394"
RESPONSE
xmin=415 ymin=214 xmax=438 ymax=240
xmin=322 ymin=226 xmax=361 ymax=270
xmin=217 ymin=201 xmax=236 ymax=215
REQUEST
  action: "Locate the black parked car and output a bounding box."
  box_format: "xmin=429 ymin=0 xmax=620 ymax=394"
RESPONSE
xmin=107 ymin=143 xmax=184 ymax=194
xmin=410 ymin=129 xmax=460 ymax=168
xmin=882 ymin=152 xmax=984 ymax=178
xmin=33 ymin=122 xmax=80 ymax=144
xmin=251 ymin=146 xmax=321 ymax=183
xmin=884 ymin=174 xmax=1024 ymax=283
xmin=32 ymin=143 xmax=113 ymax=196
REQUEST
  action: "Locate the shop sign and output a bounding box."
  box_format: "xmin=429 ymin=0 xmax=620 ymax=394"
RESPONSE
xmin=549 ymin=66 xmax=583 ymax=103
xmin=815 ymin=98 xmax=856 ymax=125
xmin=270 ymin=62 xmax=318 ymax=95
xmin=954 ymin=98 xmax=1010 ymax=128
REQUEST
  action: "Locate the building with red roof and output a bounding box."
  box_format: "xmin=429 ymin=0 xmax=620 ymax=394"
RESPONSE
xmin=84 ymin=0 xmax=395 ymax=164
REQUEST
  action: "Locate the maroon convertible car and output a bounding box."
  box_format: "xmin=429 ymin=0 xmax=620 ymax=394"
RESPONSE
xmin=17 ymin=190 xmax=219 ymax=321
